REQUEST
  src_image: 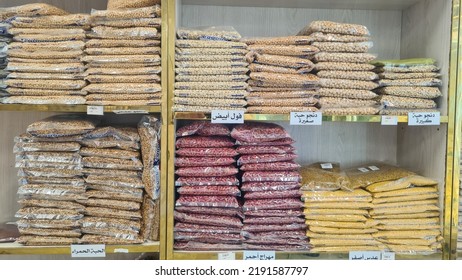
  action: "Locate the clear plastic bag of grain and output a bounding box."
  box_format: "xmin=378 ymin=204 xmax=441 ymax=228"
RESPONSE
xmin=175 ymin=67 xmax=248 ymax=76
xmin=174 ymin=81 xmax=247 ymax=90
xmin=298 ymin=21 xmax=370 ymax=36
xmin=317 ymin=70 xmax=378 ymax=81
xmin=8 ymin=41 xmax=85 ymax=52
xmin=246 ymin=98 xmax=318 ymax=107
xmin=247 ymin=91 xmax=317 ymax=99
xmin=86 ymin=39 xmax=160 ymax=48
xmin=248 ymin=44 xmax=319 ymax=56
xmin=91 ymin=6 xmax=161 ymax=19
xmin=88 ymin=26 xmax=158 ymax=39
xmin=311 ymin=41 xmax=373 ymax=53
xmin=11 ymin=14 xmax=90 ymax=28
xmin=380 ymin=95 xmax=437 ymax=109
xmin=177 ymin=26 xmax=241 ymax=42
xmin=174 ymin=90 xmax=248 ymax=99
xmin=175 ymin=61 xmax=248 ymax=69
xmin=83 ymin=83 xmax=161 ymax=94
xmin=246 ymin=106 xmax=318 ymax=114
xmin=90 ymin=17 xmax=162 ymax=28
xmin=175 ymin=75 xmax=248 ymax=83
xmin=378 ymin=78 xmax=442 ymax=87
xmin=249 ymin=52 xmax=315 ymax=70
xmin=315 ymin=62 xmax=376 ymax=72
xmin=316 ymin=88 xmax=378 ymax=100
xmin=85 ymin=74 xmax=160 ymax=84
xmin=248 ymin=63 xmax=312 ymax=75
xmin=241 ymin=36 xmax=311 ymax=46
xmin=176 ymin=47 xmax=247 ymax=56
xmin=0 ymin=3 xmax=69 ymax=19
xmin=308 ymin=32 xmax=370 ymax=43
xmin=378 ymin=72 xmax=440 ymax=80
xmin=319 ymin=78 xmax=378 ymax=90
xmin=5 ymin=79 xmax=87 ymax=90
xmin=314 ymin=52 xmax=377 ymax=63
xmin=249 ymin=72 xmax=319 ymax=87
xmin=318 ymin=97 xmax=377 ymax=108
xmin=375 ymin=87 xmax=442 ymax=99
xmin=174 ymin=97 xmax=247 ymax=108
xmin=176 ymin=39 xmax=247 ymax=49
xmin=107 ymin=0 xmax=160 ymax=9
xmin=85 ymin=46 xmax=161 ymax=55
xmin=86 ymin=66 xmax=161 ymax=76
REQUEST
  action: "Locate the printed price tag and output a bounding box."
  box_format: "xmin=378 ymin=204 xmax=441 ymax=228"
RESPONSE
xmin=113 ymin=110 xmax=149 ymax=114
xmin=349 ymin=251 xmax=381 ymax=260
xmin=408 ymin=112 xmax=440 ymax=126
xmin=218 ymin=252 xmax=235 ymax=260
xmin=320 ymin=163 xmax=333 ymax=169
xmin=368 ymin=166 xmax=380 ymax=171
xmin=243 ymin=251 xmax=276 ymax=261
xmin=358 ymin=167 xmax=370 ymax=173
xmin=211 ymin=110 xmax=244 ymax=124
xmin=87 ymin=106 xmax=104 ymax=116
xmin=290 ymin=112 xmax=322 ymax=125
xmin=382 ymin=252 xmax=395 ymax=260
xmin=71 ymin=244 xmax=106 ymax=258
xmin=381 ymin=116 xmax=398 ymax=126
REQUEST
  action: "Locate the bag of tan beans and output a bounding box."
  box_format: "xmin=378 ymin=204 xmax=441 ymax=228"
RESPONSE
xmin=107 ymin=0 xmax=160 ymax=10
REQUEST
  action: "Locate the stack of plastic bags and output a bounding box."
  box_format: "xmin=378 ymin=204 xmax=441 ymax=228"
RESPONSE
xmin=298 ymin=20 xmax=379 ymax=115
xmin=374 ymin=58 xmax=442 ymax=115
xmin=366 ymin=175 xmax=444 ymax=254
xmin=173 ymin=26 xmax=248 ymax=112
xmin=79 ymin=126 xmax=145 ymax=244
xmin=232 ymin=122 xmax=309 ymax=251
xmin=84 ymin=5 xmax=162 ymax=106
xmin=301 ymin=163 xmax=380 ymax=252
xmin=174 ymin=121 xmax=243 ymax=251
xmin=1 ymin=4 xmax=88 ymax=105
xmin=14 ymin=115 xmax=96 ymax=245
xmin=243 ymin=36 xmax=320 ymax=114
xmin=0 ymin=21 xmax=11 ymax=98
xmin=137 ymin=115 xmax=162 ymax=242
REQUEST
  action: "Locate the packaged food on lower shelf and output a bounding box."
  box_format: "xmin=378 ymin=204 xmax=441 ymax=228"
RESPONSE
xmin=301 ymin=161 xmax=444 ymax=254
xmin=12 ymin=114 xmax=162 ymax=246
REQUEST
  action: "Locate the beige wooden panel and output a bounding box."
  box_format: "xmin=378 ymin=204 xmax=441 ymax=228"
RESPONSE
xmin=0 ymin=0 xmax=107 ymax=13
xmin=276 ymin=122 xmax=398 ymax=168
xmin=0 ymin=111 xmax=52 ymax=224
xmin=400 ymin=0 xmax=452 ymax=115
xmin=181 ymin=5 xmax=402 ymax=59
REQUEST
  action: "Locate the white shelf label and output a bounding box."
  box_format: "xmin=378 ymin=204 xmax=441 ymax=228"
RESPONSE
xmin=218 ymin=252 xmax=235 ymax=260
xmin=321 ymin=163 xmax=333 ymax=169
xmin=290 ymin=112 xmax=322 ymax=125
xmin=408 ymin=112 xmax=440 ymax=126
xmin=114 ymin=248 xmax=129 ymax=253
xmin=349 ymin=251 xmax=381 ymax=260
xmin=368 ymin=165 xmax=380 ymax=171
xmin=113 ymin=110 xmax=148 ymax=115
xmin=87 ymin=106 xmax=104 ymax=116
xmin=382 ymin=252 xmax=396 ymax=260
xmin=243 ymin=251 xmax=276 ymax=260
xmin=381 ymin=116 xmax=398 ymax=126
xmin=358 ymin=167 xmax=370 ymax=173
xmin=71 ymin=244 xmax=106 ymax=258
xmin=211 ymin=110 xmax=244 ymax=124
